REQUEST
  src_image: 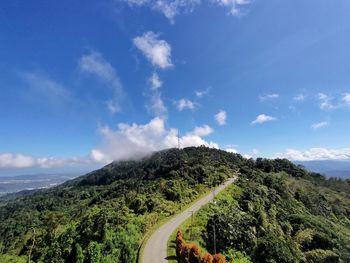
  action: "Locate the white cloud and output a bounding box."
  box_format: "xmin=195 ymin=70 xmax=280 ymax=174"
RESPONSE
xmin=213 ymin=0 xmax=250 ymax=16
xmin=252 ymin=149 xmax=259 ymax=155
xmin=274 ymin=148 xmax=350 ymax=161
xmin=241 ymin=149 xmax=259 ymax=159
xmin=317 ymin=93 xmax=334 ymax=110
xmin=0 ymin=153 xmax=37 ymax=169
xmin=149 ymin=72 xmax=162 ymax=90
xmin=225 ymin=148 xmax=238 ymax=153
xmin=80 ymin=51 xmax=124 ymax=113
xmin=215 ymin=110 xmax=227 ymax=126
xmin=293 ymin=94 xmax=306 ymax=102
xmin=224 ymin=146 xmax=258 ymax=158
xmin=315 ymin=92 xmax=350 ymax=110
xmin=147 ymin=92 xmax=168 ymax=117
xmin=146 ymin=72 xmax=167 ymax=117
xmin=342 ymin=93 xmax=350 ymax=105
xmin=259 ymin=93 xmax=279 ymax=101
xmin=0 ymin=153 xmax=86 ymax=169
xmin=192 ymin=125 xmax=213 ymax=137
xmin=311 ymin=121 xmax=329 ymax=130
xmin=175 ymin=98 xmax=195 ymax=111
xmin=124 ymin=0 xmax=199 ymax=23
xmin=195 ymin=88 xmax=209 ymax=97
xmin=133 ymin=31 xmax=173 ymax=69
xmin=90 ymin=118 xmax=218 ymax=163
xmin=80 ymin=51 xmax=119 ymax=84
xmin=251 ymin=114 xmax=276 ymax=125
xmin=123 ymin=0 xmax=250 ymax=22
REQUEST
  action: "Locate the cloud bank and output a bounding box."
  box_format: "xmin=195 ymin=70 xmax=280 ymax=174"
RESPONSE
xmin=90 ymin=118 xmax=218 ymax=163
xmin=0 ymin=153 xmax=88 ymax=169
xmin=275 ymin=148 xmax=350 ymax=161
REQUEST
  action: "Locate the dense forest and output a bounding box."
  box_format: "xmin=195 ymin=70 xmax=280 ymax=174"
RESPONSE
xmin=0 ymin=147 xmax=241 ymax=262
xmin=0 ymin=147 xmax=349 ymax=262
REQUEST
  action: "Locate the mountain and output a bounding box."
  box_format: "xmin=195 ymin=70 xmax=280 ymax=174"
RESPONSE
xmin=296 ymin=160 xmax=350 ymax=179
xmin=0 ymin=147 xmax=349 ymax=263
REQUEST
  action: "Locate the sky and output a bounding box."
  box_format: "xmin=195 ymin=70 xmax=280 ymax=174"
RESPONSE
xmin=1 ymin=0 xmax=350 ymax=176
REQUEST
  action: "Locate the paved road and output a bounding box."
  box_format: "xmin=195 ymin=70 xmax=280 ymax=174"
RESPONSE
xmin=142 ymin=177 xmax=237 ymax=263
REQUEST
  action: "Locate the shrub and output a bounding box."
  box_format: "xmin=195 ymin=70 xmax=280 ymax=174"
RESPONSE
xmin=181 ymin=244 xmax=193 ymax=263
xmin=213 ymin=253 xmax=226 ymax=263
xmin=176 ymin=232 xmax=185 ymax=262
xmin=201 ymin=253 xmax=214 ymax=263
xmin=189 ymin=244 xmax=201 ymax=263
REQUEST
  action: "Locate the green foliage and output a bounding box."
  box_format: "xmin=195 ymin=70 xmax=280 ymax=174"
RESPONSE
xmin=199 ymin=168 xmax=350 ymax=263
xmin=224 ymin=249 xmax=252 ymax=263
xmin=0 ymin=254 xmax=27 ymax=263
xmin=74 ymin=243 xmax=84 ymax=263
xmin=86 ymin=241 xmax=101 ymax=263
xmin=253 ymin=231 xmax=301 ymax=263
xmin=304 ymin=249 xmax=339 ymax=263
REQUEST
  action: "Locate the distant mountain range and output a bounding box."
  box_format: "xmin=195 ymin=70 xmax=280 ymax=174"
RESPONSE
xmin=0 ymin=173 xmax=80 ymax=196
xmin=296 ymin=160 xmax=350 ymax=179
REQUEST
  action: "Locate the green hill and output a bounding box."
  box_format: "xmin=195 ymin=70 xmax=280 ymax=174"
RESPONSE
xmin=0 ymin=147 xmax=349 ymax=262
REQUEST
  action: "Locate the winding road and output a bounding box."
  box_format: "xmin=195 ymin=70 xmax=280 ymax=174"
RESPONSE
xmin=142 ymin=177 xmax=237 ymax=263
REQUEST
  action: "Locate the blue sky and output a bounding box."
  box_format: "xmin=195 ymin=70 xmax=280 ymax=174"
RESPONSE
xmin=1 ymin=0 xmax=350 ymax=175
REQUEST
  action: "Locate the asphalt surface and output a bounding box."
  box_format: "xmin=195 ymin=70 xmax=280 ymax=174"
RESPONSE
xmin=142 ymin=177 xmax=237 ymax=263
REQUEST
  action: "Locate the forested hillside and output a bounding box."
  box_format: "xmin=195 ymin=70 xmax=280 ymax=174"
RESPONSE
xmin=174 ymin=158 xmax=350 ymax=263
xmin=0 ymin=147 xmax=241 ymax=262
xmin=0 ymin=147 xmax=349 ymax=263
